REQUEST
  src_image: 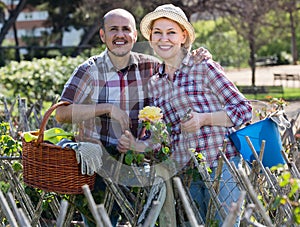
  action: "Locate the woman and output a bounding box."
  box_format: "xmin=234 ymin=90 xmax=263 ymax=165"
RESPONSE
xmin=139 ymin=4 xmax=253 ymax=226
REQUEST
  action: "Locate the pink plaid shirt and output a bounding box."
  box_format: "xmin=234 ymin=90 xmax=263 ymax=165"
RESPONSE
xmin=148 ymin=53 xmax=252 ymax=168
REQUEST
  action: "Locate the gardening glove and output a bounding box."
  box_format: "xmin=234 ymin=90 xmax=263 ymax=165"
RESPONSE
xmin=270 ymin=110 xmax=291 ymax=131
xmin=74 ymin=142 xmax=103 ymax=176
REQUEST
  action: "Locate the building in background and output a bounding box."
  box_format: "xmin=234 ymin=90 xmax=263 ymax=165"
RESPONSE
xmin=0 ymin=0 xmax=83 ymax=50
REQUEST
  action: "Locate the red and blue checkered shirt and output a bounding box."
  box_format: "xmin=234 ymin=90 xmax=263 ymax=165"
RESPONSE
xmin=148 ymin=53 xmax=252 ymax=168
xmin=60 ymin=49 xmax=159 ymax=147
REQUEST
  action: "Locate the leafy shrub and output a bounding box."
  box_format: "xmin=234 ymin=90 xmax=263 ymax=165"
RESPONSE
xmin=271 ymin=165 xmax=300 ymax=224
xmin=0 ymin=122 xmax=21 ymax=157
xmin=0 ymin=56 xmax=85 ymax=104
xmin=193 ymin=19 xmax=249 ymax=68
xmin=0 ymin=122 xmax=22 ymax=194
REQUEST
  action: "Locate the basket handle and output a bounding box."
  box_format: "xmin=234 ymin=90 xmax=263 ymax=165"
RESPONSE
xmin=37 ymin=101 xmax=71 ymax=145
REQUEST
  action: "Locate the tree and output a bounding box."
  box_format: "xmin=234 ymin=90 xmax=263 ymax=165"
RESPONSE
xmin=278 ymin=0 xmax=300 ymax=65
xmin=0 ymin=0 xmax=27 ymax=45
xmin=27 ymin=0 xmax=83 ymax=45
xmin=173 ymin=0 xmax=282 ymax=86
xmin=73 ymin=0 xmax=174 ymax=55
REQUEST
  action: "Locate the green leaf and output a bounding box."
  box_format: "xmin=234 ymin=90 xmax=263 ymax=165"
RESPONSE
xmin=125 ymin=152 xmax=134 ymax=165
xmin=288 ymin=179 xmax=299 ymax=199
xmin=294 ymin=207 xmax=300 ymax=224
xmin=161 ymin=146 xmax=169 ymax=155
xmin=282 ymin=172 xmax=291 ymax=181
xmin=6 ymin=139 xmax=16 ymax=147
xmin=136 ymin=154 xmax=145 ymax=164
xmin=279 ymin=172 xmax=291 ymax=187
xmin=271 ymin=196 xmax=282 ymax=209
xmin=197 ymin=153 xmax=204 ymax=160
xmin=280 ymin=197 xmax=287 ymax=205
xmin=12 ymin=162 xmax=22 ymax=172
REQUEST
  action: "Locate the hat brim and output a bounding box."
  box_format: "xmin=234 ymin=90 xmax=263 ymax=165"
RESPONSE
xmin=140 ymin=10 xmax=195 ymax=46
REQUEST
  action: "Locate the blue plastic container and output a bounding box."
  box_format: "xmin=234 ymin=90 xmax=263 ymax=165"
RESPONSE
xmin=229 ymin=118 xmax=285 ymax=168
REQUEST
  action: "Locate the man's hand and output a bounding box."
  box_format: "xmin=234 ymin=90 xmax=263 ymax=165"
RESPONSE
xmin=192 ymin=47 xmax=212 ymax=62
xmin=117 ymin=130 xmax=147 ymax=153
xmin=117 ymin=130 xmax=134 ymax=153
xmin=109 ymin=105 xmax=131 ymax=132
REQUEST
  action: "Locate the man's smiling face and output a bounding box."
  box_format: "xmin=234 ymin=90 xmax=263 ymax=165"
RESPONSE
xmin=100 ymin=13 xmax=137 ymax=57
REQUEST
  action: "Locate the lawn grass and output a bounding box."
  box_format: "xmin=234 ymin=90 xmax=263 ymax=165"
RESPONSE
xmin=243 ymin=87 xmax=300 ymax=101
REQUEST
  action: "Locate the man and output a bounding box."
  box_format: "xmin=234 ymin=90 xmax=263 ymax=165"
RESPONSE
xmin=56 ymin=8 xmax=210 ymax=226
xmin=56 ymin=9 xmax=156 ymax=146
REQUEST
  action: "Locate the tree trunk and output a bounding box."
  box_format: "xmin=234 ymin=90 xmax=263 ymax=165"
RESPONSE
xmin=249 ymin=30 xmax=256 ymax=86
xmin=0 ymin=0 xmax=27 ymax=45
xmin=250 ymin=55 xmax=256 ymax=86
xmin=289 ymin=10 xmax=298 ymax=65
xmin=12 ymin=22 xmax=20 ymax=62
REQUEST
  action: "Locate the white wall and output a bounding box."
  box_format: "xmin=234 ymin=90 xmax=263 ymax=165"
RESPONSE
xmin=62 ymin=27 xmax=84 ymax=46
xmin=17 ymin=11 xmax=49 ymax=21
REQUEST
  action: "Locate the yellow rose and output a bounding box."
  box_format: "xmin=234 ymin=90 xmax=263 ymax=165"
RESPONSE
xmin=138 ymin=106 xmax=163 ymax=122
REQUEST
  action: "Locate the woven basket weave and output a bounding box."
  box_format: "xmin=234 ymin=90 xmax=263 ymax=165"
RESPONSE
xmin=22 ymin=101 xmax=96 ymax=194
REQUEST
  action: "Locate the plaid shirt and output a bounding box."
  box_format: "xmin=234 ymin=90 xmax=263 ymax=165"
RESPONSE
xmin=60 ymin=49 xmax=159 ymax=147
xmin=148 ymin=53 xmax=252 ymax=168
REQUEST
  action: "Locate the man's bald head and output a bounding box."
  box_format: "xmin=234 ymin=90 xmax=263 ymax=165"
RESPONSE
xmin=102 ymin=8 xmax=136 ymax=31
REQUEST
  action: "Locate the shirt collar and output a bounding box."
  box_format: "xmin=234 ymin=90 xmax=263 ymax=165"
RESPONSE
xmin=103 ymin=49 xmax=138 ymax=71
xmin=158 ymin=52 xmax=192 ymax=78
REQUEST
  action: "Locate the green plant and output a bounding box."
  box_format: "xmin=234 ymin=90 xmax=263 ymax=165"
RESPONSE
xmin=193 ymin=18 xmax=249 ymax=68
xmin=0 ymin=56 xmax=85 ymax=104
xmin=125 ymin=106 xmax=171 ymax=165
xmin=0 ymin=122 xmax=22 ymax=195
xmin=0 ymin=122 xmax=21 ymax=157
xmin=254 ymin=97 xmax=288 ymax=119
xmin=271 ymin=165 xmax=300 ymax=224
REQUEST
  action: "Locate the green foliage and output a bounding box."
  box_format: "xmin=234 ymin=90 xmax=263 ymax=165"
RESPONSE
xmin=23 ymin=187 xmax=57 ymax=220
xmin=0 ymin=122 xmax=22 ymax=196
xmin=0 ymin=122 xmax=21 ymax=156
xmin=192 ymin=6 xmax=300 ymax=68
xmin=271 ymin=165 xmax=300 ymax=224
xmin=193 ymin=18 xmax=249 ymax=68
xmin=0 ymin=56 xmax=85 ymax=103
xmin=0 ymin=181 xmax=10 ymax=193
xmin=255 ymin=9 xmax=294 ymax=65
xmin=124 ymin=106 xmax=172 ymax=165
xmin=125 ymin=150 xmax=145 ymax=165
xmin=190 ymin=148 xmax=212 ymax=174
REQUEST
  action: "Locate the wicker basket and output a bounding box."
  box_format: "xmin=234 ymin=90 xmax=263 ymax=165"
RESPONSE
xmin=22 ymin=101 xmax=96 ymax=194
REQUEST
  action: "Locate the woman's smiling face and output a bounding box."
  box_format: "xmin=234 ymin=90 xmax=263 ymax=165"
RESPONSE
xmin=150 ymin=18 xmax=187 ymax=62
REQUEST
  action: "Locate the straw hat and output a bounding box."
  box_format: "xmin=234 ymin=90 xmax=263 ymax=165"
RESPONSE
xmin=140 ymin=4 xmax=195 ymax=49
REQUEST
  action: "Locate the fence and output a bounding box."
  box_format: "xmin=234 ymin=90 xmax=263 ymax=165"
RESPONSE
xmin=0 ymin=97 xmax=300 ymax=226
xmin=273 ymin=73 xmax=300 ymax=87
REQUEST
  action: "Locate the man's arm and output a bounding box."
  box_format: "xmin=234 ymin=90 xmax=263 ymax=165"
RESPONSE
xmin=55 ymin=103 xmax=131 ymax=132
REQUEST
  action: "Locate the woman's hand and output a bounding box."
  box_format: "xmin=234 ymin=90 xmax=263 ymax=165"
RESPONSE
xmin=181 ymin=112 xmax=210 ymax=133
xmin=181 ymin=111 xmax=234 ymax=132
